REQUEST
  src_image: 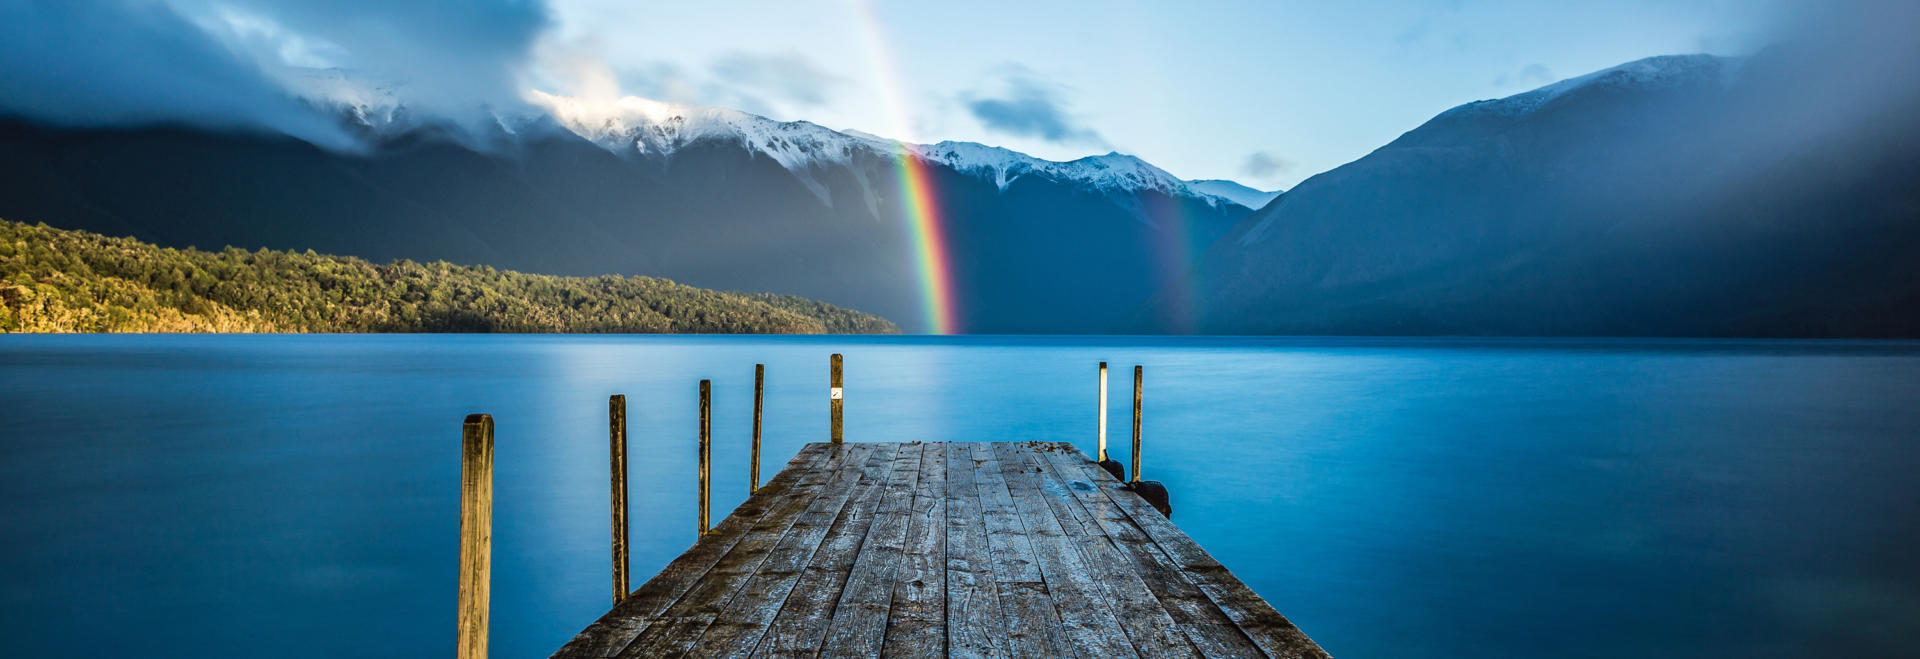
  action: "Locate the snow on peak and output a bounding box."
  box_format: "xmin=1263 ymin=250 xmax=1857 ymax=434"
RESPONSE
xmin=525 ymin=91 xmax=1269 ymax=209
xmin=1462 ymin=54 xmax=1737 ymax=117
xmin=912 ymin=143 xmax=1261 ymax=207
xmin=1184 ymin=179 xmax=1283 ymax=210
xmin=528 ymin=91 xmax=891 ymax=168
xmin=529 ymin=91 xmax=907 ymax=202
xmin=283 ymin=68 xmax=408 ymax=130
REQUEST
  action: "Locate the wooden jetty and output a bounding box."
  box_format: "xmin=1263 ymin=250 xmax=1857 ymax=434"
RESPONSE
xmin=552 ymin=440 xmax=1325 ymax=657
xmin=455 ymin=355 xmax=1329 ymax=658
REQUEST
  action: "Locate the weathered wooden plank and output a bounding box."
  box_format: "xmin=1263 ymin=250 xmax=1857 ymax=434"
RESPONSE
xmin=942 ymin=443 xmax=1010 ymax=659
xmin=1015 ymin=442 xmax=1196 ymax=658
xmin=552 ymin=443 xmax=836 ymax=657
xmin=748 ymin=442 xmax=906 ymax=657
xmin=970 ymin=443 xmax=1073 ymax=659
xmin=616 ymin=443 xmax=879 ymax=656
xmin=692 ymin=442 xmax=899 ymax=658
xmin=1069 ymin=445 xmax=1331 ymax=659
xmin=1017 ymin=443 xmax=1101 ymax=537
xmin=998 ymin=581 xmax=1078 ymax=659
xmin=817 ymin=441 xmax=930 ymax=657
xmin=880 ymin=440 xmax=948 ymax=656
xmin=556 ymin=441 xmax=1327 ymax=659
xmin=991 ymin=442 xmax=1138 ymax=658
xmin=1038 ymin=446 xmax=1266 ymax=658
xmin=972 ymin=443 xmax=1042 ymax=584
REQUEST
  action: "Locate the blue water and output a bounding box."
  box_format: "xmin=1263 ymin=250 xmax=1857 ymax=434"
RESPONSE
xmin=2 ymin=335 xmax=1918 ymax=658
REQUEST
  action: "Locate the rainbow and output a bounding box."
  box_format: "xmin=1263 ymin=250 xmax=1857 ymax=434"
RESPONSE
xmin=850 ymin=0 xmax=960 ymax=334
xmin=1141 ymin=193 xmax=1200 ymax=333
xmin=890 ymin=146 xmax=961 ymax=333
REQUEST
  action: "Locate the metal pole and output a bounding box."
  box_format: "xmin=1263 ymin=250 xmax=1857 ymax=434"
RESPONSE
xmin=1098 ymin=362 xmax=1109 ymax=462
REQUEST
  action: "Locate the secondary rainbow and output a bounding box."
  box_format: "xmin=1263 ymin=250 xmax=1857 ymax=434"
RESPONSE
xmin=850 ymin=0 xmax=960 ymax=334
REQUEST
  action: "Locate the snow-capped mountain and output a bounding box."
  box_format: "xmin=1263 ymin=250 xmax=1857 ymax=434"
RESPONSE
xmin=1184 ymin=179 xmax=1282 ymax=210
xmin=525 ymin=91 xmax=1264 ymax=211
xmin=283 ymin=68 xmax=409 ymax=131
xmin=1175 ymin=52 xmax=1920 ymax=336
xmin=0 ymin=83 xmax=1260 ymax=333
xmin=1446 ymin=54 xmax=1737 ymax=120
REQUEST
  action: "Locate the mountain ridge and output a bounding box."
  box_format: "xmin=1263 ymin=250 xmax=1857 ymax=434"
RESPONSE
xmin=1174 ymin=53 xmax=1920 ymax=337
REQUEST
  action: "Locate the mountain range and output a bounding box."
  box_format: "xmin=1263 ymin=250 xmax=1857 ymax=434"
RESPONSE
xmin=0 ymin=78 xmax=1271 ymax=333
xmin=3 ymin=51 xmax=1915 ymax=336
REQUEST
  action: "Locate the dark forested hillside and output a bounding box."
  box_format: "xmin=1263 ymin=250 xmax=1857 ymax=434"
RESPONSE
xmin=0 ymin=219 xmax=896 ymax=334
xmin=0 ymin=117 xmax=1247 ymax=334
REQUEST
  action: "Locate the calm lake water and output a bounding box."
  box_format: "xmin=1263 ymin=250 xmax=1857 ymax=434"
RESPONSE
xmin=2 ymin=335 xmax=1918 ymax=657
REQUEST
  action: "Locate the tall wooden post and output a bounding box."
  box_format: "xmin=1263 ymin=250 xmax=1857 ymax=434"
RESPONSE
xmin=457 ymin=414 xmax=493 ymax=659
xmin=609 ymin=395 xmax=629 ymax=605
xmin=751 ymin=364 xmax=765 ymax=494
xmin=829 ymin=353 xmax=843 ymax=444
xmin=699 ymin=379 xmax=712 ymax=536
xmin=1097 ymin=362 xmax=1109 ymax=461
xmin=1126 ymin=365 xmax=1171 ymax=516
xmin=1131 ymin=365 xmax=1144 ymax=484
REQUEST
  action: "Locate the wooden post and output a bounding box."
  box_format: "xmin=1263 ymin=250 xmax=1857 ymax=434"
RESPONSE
xmin=699 ymin=379 xmax=712 ymax=536
xmin=1097 ymin=362 xmax=1109 ymax=461
xmin=1126 ymin=366 xmax=1172 ymax=516
xmin=457 ymin=414 xmax=493 ymax=659
xmin=1131 ymin=365 xmax=1143 ymax=484
xmin=829 ymin=353 xmax=843 ymax=444
xmin=609 ymin=395 xmax=628 ymax=605
xmin=751 ymin=364 xmax=765 ymax=494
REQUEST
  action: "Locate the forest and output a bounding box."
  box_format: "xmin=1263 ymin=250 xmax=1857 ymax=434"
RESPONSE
xmin=0 ymin=219 xmax=897 ymax=334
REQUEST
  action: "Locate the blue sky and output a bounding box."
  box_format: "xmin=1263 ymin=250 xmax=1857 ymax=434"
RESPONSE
xmin=3 ymin=0 xmax=1796 ymax=189
xmin=542 ymin=0 xmax=1785 ymax=188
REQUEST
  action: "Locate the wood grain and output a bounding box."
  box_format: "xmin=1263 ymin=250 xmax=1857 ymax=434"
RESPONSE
xmin=550 ymin=441 xmax=1330 ymax=659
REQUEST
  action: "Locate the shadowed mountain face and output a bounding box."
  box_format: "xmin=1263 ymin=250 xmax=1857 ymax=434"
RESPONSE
xmin=1177 ymin=54 xmax=1920 ymax=337
xmin=0 ymin=117 xmax=1248 ymax=332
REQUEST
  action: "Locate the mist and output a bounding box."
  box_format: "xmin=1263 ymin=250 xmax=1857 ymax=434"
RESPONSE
xmin=0 ymin=2 xmax=355 ymax=149
xmin=0 ymin=0 xmax=551 ymax=151
xmin=1730 ymin=0 xmax=1920 ymax=164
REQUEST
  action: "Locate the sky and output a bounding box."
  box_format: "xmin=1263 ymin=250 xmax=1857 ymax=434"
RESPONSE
xmin=0 ymin=0 xmax=1806 ymax=188
xmin=537 ymin=0 xmax=1785 ymax=188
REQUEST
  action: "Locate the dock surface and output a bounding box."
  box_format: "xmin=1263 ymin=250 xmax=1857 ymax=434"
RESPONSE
xmin=552 ymin=441 xmax=1328 ymax=658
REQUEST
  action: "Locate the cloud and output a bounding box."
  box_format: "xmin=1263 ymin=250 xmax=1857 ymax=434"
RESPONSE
xmin=1240 ymin=151 xmax=1294 ymax=180
xmin=0 ymin=1 xmax=355 ymax=149
xmin=0 ymin=0 xmax=551 ymax=147
xmin=712 ymin=52 xmax=845 ymax=108
xmin=963 ymin=70 xmax=1104 ymax=146
xmin=528 ymin=41 xmax=842 ymax=120
xmin=1494 ymin=63 xmax=1556 ymax=88
xmin=185 ymin=0 xmax=552 ymax=120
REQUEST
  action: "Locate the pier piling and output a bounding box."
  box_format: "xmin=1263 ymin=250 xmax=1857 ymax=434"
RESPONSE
xmin=830 ymin=353 xmax=843 ymax=444
xmin=609 ymin=395 xmax=629 ymax=604
xmin=699 ymin=380 xmax=712 ymax=536
xmin=1097 ymin=361 xmax=1125 ymax=481
xmin=751 ymin=364 xmax=764 ymax=494
xmin=457 ymin=414 xmax=493 ymax=659
xmin=1128 ymin=366 xmax=1171 ymax=517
